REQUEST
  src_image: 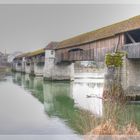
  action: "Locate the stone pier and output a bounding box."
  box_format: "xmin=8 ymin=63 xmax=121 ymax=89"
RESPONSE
xmin=25 ymin=59 xmax=32 ymax=74
xmin=121 ymin=57 xmax=140 ymax=96
xmin=34 ymin=62 xmax=44 ymax=76
xmin=104 ymin=54 xmax=140 ymax=99
xmin=43 ymin=45 xmax=74 ymax=81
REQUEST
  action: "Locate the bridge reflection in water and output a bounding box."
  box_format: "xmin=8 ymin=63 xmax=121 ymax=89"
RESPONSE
xmin=13 ymin=72 xmax=104 ymax=114
xmin=12 ymin=73 xmax=140 ymax=133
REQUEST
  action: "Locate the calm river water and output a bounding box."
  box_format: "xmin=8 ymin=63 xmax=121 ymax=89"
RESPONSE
xmin=0 ymin=72 xmax=140 ymax=138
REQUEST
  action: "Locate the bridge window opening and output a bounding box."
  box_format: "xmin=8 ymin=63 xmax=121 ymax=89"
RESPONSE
xmin=125 ymin=29 xmax=140 ymax=44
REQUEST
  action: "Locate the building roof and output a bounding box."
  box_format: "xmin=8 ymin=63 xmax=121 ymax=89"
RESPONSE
xmin=45 ymin=42 xmax=59 ymax=50
xmin=56 ymin=15 xmax=140 ymax=49
xmin=15 ymin=52 xmax=31 ymax=59
xmin=29 ymin=48 xmax=45 ymax=57
xmin=14 ymin=48 xmax=45 ymax=60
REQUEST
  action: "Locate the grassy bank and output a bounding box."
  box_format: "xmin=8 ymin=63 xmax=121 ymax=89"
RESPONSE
xmin=86 ymin=83 xmax=140 ymax=136
xmin=89 ymin=102 xmax=139 ymax=134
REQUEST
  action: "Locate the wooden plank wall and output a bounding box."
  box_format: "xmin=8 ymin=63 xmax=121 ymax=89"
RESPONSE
xmin=55 ymin=34 xmax=124 ymax=63
xmin=124 ymin=43 xmax=140 ymax=58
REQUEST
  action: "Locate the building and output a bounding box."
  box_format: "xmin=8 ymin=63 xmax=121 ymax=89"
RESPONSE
xmin=0 ymin=51 xmax=8 ymax=67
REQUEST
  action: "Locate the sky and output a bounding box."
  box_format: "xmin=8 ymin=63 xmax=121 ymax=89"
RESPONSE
xmin=1 ymin=3 xmax=140 ymax=53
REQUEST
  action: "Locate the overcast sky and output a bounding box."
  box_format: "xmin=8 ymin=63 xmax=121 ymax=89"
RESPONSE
xmin=1 ymin=4 xmax=140 ymax=53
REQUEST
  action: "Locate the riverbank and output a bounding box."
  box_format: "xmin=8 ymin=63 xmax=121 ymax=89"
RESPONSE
xmin=85 ymin=99 xmax=140 ymax=139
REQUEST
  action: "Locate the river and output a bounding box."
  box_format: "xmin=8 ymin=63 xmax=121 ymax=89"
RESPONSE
xmin=0 ymin=72 xmax=140 ymax=139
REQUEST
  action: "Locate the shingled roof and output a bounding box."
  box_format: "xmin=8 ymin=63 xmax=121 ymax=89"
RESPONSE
xmin=56 ymin=15 xmax=140 ymax=49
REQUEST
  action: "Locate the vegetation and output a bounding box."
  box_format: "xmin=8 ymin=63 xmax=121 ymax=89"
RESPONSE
xmin=105 ymin=51 xmax=125 ymax=67
xmin=87 ymin=102 xmax=140 ymax=137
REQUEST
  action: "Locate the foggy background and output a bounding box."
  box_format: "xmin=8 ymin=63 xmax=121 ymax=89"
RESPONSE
xmin=1 ymin=4 xmax=140 ymax=53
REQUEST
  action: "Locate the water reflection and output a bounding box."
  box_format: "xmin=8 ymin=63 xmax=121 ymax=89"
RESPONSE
xmin=12 ymin=73 xmax=104 ymax=134
xmin=13 ymin=73 xmax=104 ymax=117
xmin=0 ymin=73 xmax=140 ymax=134
xmin=72 ymin=79 xmax=104 ymax=116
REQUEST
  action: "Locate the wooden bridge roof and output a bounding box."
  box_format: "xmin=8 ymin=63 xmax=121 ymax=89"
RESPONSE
xmin=56 ymin=15 xmax=140 ymax=49
xmin=28 ymin=48 xmax=45 ymax=57
xmin=15 ymin=52 xmax=31 ymax=59
xmin=15 ymin=48 xmax=45 ymax=59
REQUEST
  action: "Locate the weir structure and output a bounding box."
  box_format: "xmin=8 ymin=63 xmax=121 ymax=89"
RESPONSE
xmin=12 ymin=15 xmax=140 ymax=96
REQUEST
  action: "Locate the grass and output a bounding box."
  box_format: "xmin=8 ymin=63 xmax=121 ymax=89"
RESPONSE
xmin=84 ymin=82 xmax=140 ymax=137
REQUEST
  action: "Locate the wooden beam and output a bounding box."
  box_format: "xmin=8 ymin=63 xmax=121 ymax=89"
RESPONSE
xmin=126 ymin=33 xmax=136 ymax=43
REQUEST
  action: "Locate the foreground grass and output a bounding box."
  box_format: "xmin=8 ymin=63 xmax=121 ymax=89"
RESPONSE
xmin=87 ymin=101 xmax=140 ymax=135
xmin=84 ymin=82 xmax=140 ymax=137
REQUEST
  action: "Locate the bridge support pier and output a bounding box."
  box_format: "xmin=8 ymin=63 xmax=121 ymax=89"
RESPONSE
xmin=121 ymin=57 xmax=140 ymax=96
xmin=25 ymin=63 xmax=31 ymax=74
xmin=21 ymin=57 xmax=26 ymax=73
xmin=104 ymin=56 xmax=140 ymax=98
xmin=44 ymin=50 xmax=74 ymax=81
xmin=15 ymin=63 xmax=22 ymax=72
xmin=34 ymin=62 xmax=44 ymax=76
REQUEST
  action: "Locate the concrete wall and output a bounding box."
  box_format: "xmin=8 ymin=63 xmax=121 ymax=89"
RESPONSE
xmin=105 ymin=56 xmax=140 ymax=96
xmin=121 ymin=57 xmax=140 ymax=95
xmin=44 ymin=50 xmax=74 ymax=81
xmin=126 ymin=59 xmax=140 ymax=87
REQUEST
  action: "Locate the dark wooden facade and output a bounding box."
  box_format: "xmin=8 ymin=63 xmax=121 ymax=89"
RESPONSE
xmin=55 ymin=34 xmax=124 ymax=63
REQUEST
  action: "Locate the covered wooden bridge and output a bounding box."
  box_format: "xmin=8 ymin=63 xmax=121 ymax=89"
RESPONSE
xmin=55 ymin=15 xmax=140 ymax=63
xmin=13 ymin=48 xmax=45 ymax=76
xmin=13 ymin=15 xmax=140 ymax=86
